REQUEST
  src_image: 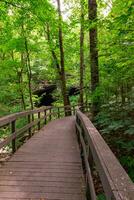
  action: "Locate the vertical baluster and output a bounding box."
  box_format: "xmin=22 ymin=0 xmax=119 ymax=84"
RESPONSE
xmin=64 ymin=106 xmax=66 ymax=117
xmin=28 ymin=114 xmax=31 ymax=138
xmin=86 ymin=102 xmax=88 ymax=112
xmin=49 ymin=108 xmax=52 ymax=121
xmin=88 ymin=148 xmax=94 ymax=172
xmin=11 ymin=120 xmax=16 ymax=153
xmin=44 ymin=110 xmax=47 ymax=124
xmin=73 ymin=106 xmax=75 ymax=115
xmin=38 ymin=112 xmax=41 ymax=130
xmin=58 ymin=107 xmax=60 ymax=118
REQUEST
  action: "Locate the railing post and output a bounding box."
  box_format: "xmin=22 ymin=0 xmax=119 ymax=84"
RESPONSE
xmin=38 ymin=112 xmax=41 ymax=130
xmin=11 ymin=120 xmax=16 ymax=153
xmin=88 ymin=147 xmax=94 ymax=172
xmin=28 ymin=114 xmax=32 ymax=138
xmin=49 ymin=108 xmax=52 ymax=121
xmin=66 ymin=105 xmax=72 ymax=116
xmin=58 ymin=107 xmax=60 ymax=118
xmin=32 ymin=113 xmax=34 ymax=121
xmin=73 ymin=106 xmax=75 ymax=115
xmin=86 ymin=102 xmax=88 ymax=112
xmin=44 ymin=110 xmax=47 ymax=124
xmin=64 ymin=107 xmax=66 ymax=117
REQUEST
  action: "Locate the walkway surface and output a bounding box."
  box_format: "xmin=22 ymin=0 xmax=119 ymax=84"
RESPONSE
xmin=0 ymin=117 xmax=85 ymax=200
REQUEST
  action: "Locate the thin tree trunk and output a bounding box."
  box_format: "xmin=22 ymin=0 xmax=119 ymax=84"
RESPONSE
xmin=80 ymin=0 xmax=84 ymax=107
xmin=18 ymin=72 xmax=26 ymax=110
xmin=45 ymin=24 xmax=71 ymax=115
xmin=24 ymin=37 xmax=34 ymax=110
xmin=56 ymin=0 xmax=71 ymax=116
xmin=21 ymin=24 xmax=34 ymax=110
xmin=19 ymin=53 xmax=26 ymax=110
xmin=88 ymin=0 xmax=99 ymax=117
xmin=46 ymin=24 xmax=61 ymax=76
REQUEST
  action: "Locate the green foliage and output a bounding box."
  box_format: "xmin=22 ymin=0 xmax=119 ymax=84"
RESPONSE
xmin=0 ymin=0 xmax=133 ymax=184
xmin=97 ymin=193 xmax=106 ymax=200
xmin=120 ymin=156 xmax=134 ymax=181
xmin=95 ymin=102 xmax=134 ymax=181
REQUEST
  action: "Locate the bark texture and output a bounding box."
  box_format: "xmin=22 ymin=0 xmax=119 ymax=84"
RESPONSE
xmin=88 ymin=0 xmax=99 ymax=117
xmin=57 ymin=0 xmax=71 ymax=116
xmin=22 ymin=24 xmax=34 ymax=110
xmin=80 ymin=0 xmax=84 ymax=107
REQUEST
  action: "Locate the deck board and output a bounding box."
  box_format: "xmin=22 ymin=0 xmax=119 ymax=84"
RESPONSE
xmin=0 ymin=117 xmax=85 ymax=200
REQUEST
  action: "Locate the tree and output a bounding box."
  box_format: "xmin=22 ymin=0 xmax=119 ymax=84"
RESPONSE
xmin=79 ymin=0 xmax=85 ymax=107
xmin=21 ymin=23 xmax=34 ymax=110
xmin=88 ymin=0 xmax=99 ymax=117
xmin=56 ymin=0 xmax=71 ymax=115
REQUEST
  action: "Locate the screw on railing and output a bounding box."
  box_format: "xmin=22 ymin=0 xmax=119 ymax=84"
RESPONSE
xmin=11 ymin=120 xmax=16 ymax=153
xmin=28 ymin=114 xmax=32 ymax=137
xmin=38 ymin=112 xmax=41 ymax=130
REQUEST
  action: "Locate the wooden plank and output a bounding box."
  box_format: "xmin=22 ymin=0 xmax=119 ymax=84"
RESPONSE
xmin=0 ymin=169 xmax=81 ymax=175
xmin=0 ymin=116 xmax=85 ymax=200
xmin=2 ymin=162 xmax=81 ymax=169
xmin=0 ymin=185 xmax=83 ymax=193
xmin=0 ymin=192 xmax=83 ymax=200
xmin=0 ymin=171 xmax=82 ymax=178
xmin=0 ymin=175 xmax=82 ymax=183
xmin=0 ymin=180 xmax=81 ymax=188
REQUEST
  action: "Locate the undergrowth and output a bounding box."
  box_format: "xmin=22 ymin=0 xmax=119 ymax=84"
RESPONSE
xmin=95 ymin=102 xmax=134 ymax=182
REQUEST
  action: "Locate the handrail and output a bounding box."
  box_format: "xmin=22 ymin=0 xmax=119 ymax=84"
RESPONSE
xmin=76 ymin=109 xmax=134 ymax=200
xmin=0 ymin=107 xmax=51 ymax=127
xmin=0 ymin=104 xmax=89 ymax=153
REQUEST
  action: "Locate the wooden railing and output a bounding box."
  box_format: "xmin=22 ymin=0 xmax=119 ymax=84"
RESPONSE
xmin=0 ymin=105 xmax=133 ymax=199
xmin=76 ymin=109 xmax=134 ymax=200
xmin=0 ymin=104 xmax=89 ymax=153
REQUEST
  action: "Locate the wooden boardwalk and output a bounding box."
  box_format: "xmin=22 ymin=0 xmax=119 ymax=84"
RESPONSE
xmin=0 ymin=117 xmax=85 ymax=200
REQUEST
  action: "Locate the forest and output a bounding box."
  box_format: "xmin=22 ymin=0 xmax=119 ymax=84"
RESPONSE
xmin=0 ymin=0 xmax=134 ymax=186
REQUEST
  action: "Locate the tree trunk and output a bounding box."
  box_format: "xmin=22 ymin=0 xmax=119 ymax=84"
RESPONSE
xmin=18 ymin=72 xmax=26 ymax=110
xmin=46 ymin=24 xmax=61 ymax=76
xmin=19 ymin=53 xmax=26 ymax=110
xmin=56 ymin=0 xmax=71 ymax=116
xmin=21 ymin=24 xmax=34 ymax=110
xmin=80 ymin=0 xmax=85 ymax=107
xmin=88 ymin=0 xmax=99 ymax=117
xmin=46 ymin=24 xmax=71 ymax=115
xmin=24 ymin=37 xmax=34 ymax=110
